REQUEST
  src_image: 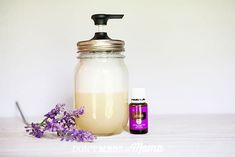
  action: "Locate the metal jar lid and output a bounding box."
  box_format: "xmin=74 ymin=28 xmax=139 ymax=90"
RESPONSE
xmin=77 ymin=39 xmax=125 ymax=52
xmin=77 ymin=14 xmax=125 ymax=53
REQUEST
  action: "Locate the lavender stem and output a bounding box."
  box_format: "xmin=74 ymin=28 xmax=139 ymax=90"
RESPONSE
xmin=15 ymin=101 xmax=30 ymax=126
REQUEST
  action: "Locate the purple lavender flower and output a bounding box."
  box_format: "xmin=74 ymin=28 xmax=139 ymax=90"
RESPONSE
xmin=44 ymin=104 xmax=65 ymax=119
xmin=25 ymin=123 xmax=44 ymax=138
xmin=44 ymin=119 xmax=63 ymax=132
xmin=61 ymin=128 xmax=96 ymax=142
xmin=60 ymin=111 xmax=75 ymax=129
xmin=71 ymin=106 xmax=84 ymax=118
xmin=25 ymin=104 xmax=96 ymax=142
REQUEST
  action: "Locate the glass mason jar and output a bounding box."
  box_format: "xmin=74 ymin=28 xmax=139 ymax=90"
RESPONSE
xmin=75 ymin=38 xmax=128 ymax=135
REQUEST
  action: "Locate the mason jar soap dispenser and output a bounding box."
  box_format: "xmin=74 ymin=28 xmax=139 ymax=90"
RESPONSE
xmin=75 ymin=14 xmax=128 ymax=136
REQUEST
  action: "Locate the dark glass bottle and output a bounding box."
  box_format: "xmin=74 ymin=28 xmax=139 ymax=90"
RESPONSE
xmin=129 ymin=88 xmax=148 ymax=134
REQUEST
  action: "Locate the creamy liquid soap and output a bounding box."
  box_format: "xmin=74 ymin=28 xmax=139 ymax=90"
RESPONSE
xmin=75 ymin=58 xmax=128 ymax=135
xmin=75 ymin=14 xmax=128 ymax=135
xmin=75 ymin=92 xmax=128 ymax=135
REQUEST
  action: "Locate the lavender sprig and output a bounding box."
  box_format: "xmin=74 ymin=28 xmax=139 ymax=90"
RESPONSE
xmin=25 ymin=104 xmax=96 ymax=142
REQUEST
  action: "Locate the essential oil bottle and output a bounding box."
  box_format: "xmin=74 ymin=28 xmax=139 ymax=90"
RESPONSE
xmin=129 ymin=88 xmax=148 ymax=134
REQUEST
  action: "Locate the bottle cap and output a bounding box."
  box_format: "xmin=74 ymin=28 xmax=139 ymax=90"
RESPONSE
xmin=131 ymin=88 xmax=146 ymax=101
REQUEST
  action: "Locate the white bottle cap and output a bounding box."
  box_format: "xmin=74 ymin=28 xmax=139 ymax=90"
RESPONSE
xmin=131 ymin=88 xmax=146 ymax=102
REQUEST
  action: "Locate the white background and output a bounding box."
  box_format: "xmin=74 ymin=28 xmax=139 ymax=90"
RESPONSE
xmin=0 ymin=0 xmax=234 ymax=117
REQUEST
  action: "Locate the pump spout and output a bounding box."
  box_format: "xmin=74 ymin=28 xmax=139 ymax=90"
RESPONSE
xmin=90 ymin=14 xmax=124 ymax=40
xmin=91 ymin=14 xmax=124 ymax=25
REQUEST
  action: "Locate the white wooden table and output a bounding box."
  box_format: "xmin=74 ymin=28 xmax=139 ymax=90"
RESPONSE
xmin=1 ymin=115 xmax=235 ymax=157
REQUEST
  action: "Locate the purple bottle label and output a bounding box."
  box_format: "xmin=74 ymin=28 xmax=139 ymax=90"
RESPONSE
xmin=129 ymin=105 xmax=148 ymax=130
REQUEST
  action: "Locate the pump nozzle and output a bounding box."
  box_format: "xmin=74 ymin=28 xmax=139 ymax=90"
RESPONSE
xmin=91 ymin=14 xmax=124 ymax=40
xmin=77 ymin=14 xmax=125 ymax=52
xmin=91 ymin=14 xmax=124 ymax=25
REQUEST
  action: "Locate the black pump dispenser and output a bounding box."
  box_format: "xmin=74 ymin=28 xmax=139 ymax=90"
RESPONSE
xmin=91 ymin=14 xmax=124 ymax=40
xmin=91 ymin=14 xmax=124 ymax=25
xmin=77 ymin=14 xmax=125 ymax=52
